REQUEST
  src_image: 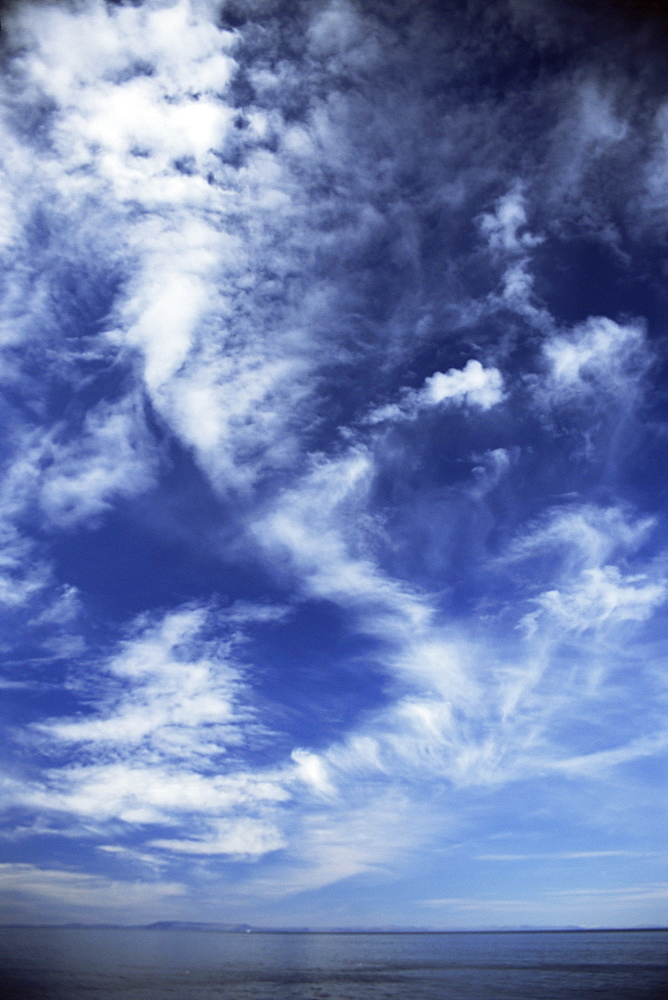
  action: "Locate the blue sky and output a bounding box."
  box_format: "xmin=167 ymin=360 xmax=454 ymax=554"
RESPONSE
xmin=0 ymin=0 xmax=667 ymax=929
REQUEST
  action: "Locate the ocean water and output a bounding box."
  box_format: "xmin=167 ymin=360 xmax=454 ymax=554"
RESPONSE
xmin=0 ymin=927 xmax=666 ymax=1000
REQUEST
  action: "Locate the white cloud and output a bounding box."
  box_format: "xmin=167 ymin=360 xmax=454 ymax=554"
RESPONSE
xmin=543 ymin=316 xmax=648 ymax=400
xmin=96 ymin=844 xmax=168 ymax=870
xmin=0 ymin=0 xmax=317 ymax=499
xmin=551 ymin=882 xmax=668 ymax=900
xmin=479 ymin=183 xmax=542 ymax=255
xmin=0 ymin=0 xmax=666 ymax=922
xmin=500 ymin=260 xmax=540 ymax=314
xmin=38 ymin=397 xmax=158 ymax=527
xmin=470 ymin=447 xmax=512 ymax=496
xmin=501 ymin=504 xmax=656 ymax=574
xmin=367 ymin=360 xmax=504 ymax=425
xmin=476 ymin=850 xmax=663 ymax=861
xmin=421 ymin=894 xmax=537 ymax=912
xmin=551 ymin=730 xmax=668 ymax=778
xmin=246 ymin=791 xmax=428 ymax=897
xmin=39 ymin=606 xmax=252 ymax=759
xmin=530 ymin=565 xmax=665 ymax=633
xmin=0 ymin=432 xmax=54 ymax=606
xmin=150 ymin=816 xmax=286 ymax=857
xmin=420 ymin=881 xmax=668 ymax=927
xmin=0 ymin=396 xmax=157 ymax=592
xmin=291 ymin=748 xmax=337 ymax=798
xmin=25 ymin=762 xmax=289 ymax=828
xmin=254 ymin=439 xmax=667 ymax=804
xmin=10 ymin=603 xmax=293 ymax=859
xmin=0 ymin=0 xmax=512 ymax=516
xmin=478 ymin=182 xmax=549 ymax=326
xmin=0 ymin=523 xmax=50 ymax=607
xmin=255 ymin=448 xmax=433 ymax=637
xmin=118 ymin=230 xmax=222 ymax=393
xmin=423 ymin=360 xmax=504 ymax=409
xmin=11 ymin=1 xmax=236 ymax=120
xmin=30 ymin=585 xmax=82 ymax=627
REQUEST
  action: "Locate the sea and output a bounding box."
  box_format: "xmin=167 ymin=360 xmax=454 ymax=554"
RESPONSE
xmin=0 ymin=927 xmax=666 ymax=1000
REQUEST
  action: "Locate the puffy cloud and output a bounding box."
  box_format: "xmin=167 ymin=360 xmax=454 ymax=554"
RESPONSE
xmin=423 ymin=360 xmax=504 ymax=409
xmin=367 ymin=360 xmax=504 ymax=424
xmin=479 ymin=183 xmax=543 ymax=255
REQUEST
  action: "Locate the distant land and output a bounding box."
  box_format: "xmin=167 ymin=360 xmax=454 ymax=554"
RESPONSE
xmin=1 ymin=922 xmax=666 ymax=934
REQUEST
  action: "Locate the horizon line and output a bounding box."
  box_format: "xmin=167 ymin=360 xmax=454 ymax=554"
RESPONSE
xmin=2 ymin=922 xmax=667 ymax=935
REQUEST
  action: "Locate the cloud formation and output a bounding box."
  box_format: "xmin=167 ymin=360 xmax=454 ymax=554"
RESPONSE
xmin=1 ymin=0 xmax=667 ymax=929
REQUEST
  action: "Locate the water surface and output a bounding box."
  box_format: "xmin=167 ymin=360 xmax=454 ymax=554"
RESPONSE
xmin=0 ymin=927 xmax=666 ymax=999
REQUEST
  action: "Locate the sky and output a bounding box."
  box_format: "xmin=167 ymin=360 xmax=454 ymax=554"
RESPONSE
xmin=0 ymin=0 xmax=667 ymax=931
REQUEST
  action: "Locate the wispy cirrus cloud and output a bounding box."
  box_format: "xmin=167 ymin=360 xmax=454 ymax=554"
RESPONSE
xmin=526 ymin=566 xmax=665 ymax=635
xmin=6 ymin=603 xmax=292 ymax=861
xmin=476 ymin=850 xmax=665 ymax=861
xmin=37 ymin=606 xmax=249 ymax=756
